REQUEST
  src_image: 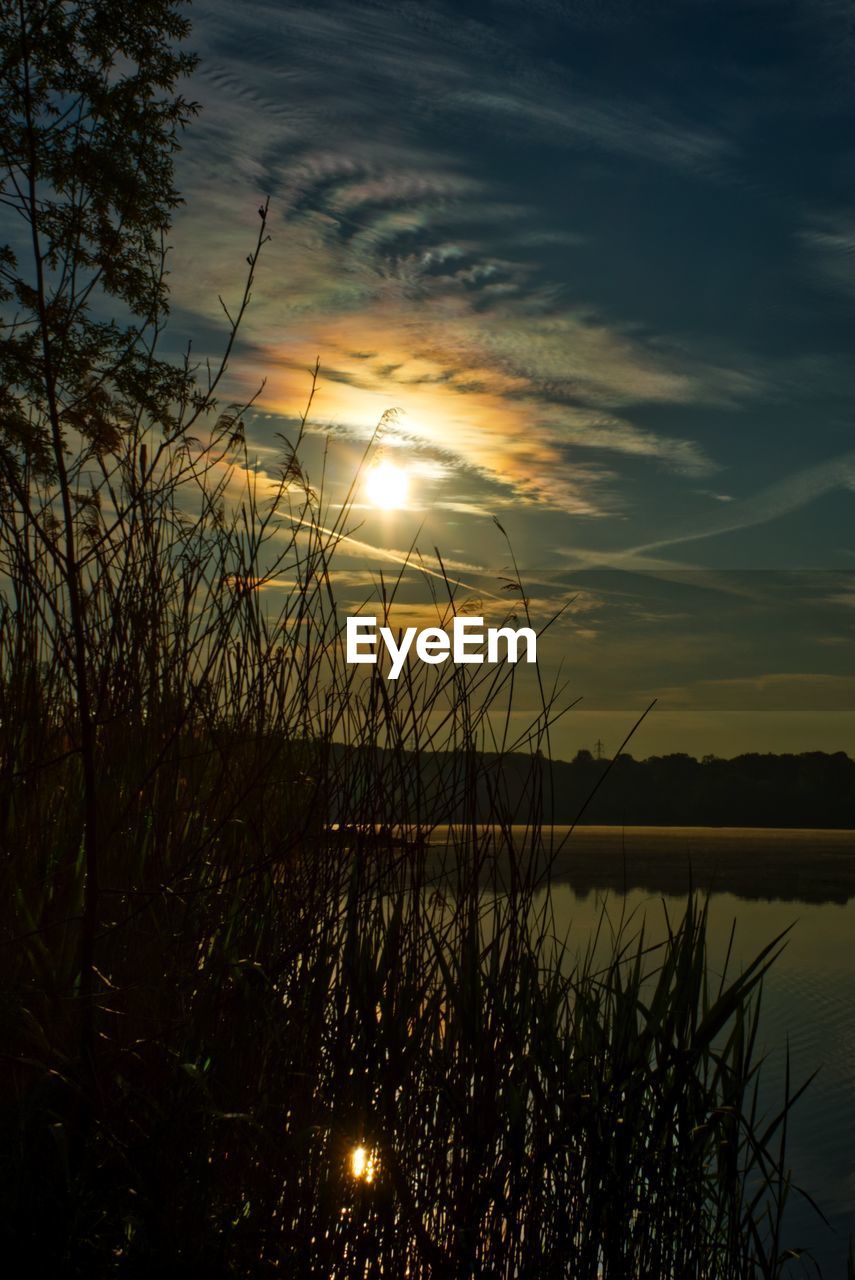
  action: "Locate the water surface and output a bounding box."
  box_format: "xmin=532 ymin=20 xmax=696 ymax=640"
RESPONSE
xmin=545 ymin=829 xmax=855 ymax=1274
xmin=425 ymin=825 xmax=855 ymax=1271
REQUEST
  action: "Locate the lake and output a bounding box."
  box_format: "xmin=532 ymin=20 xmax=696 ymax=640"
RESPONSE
xmin=426 ymin=825 xmax=855 ymax=1273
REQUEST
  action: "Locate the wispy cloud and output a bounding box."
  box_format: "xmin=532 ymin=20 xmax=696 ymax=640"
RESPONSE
xmin=166 ymin=0 xmax=765 ymax=517
xmin=801 ymin=217 xmax=855 ymax=298
xmin=451 ymin=88 xmax=730 ymax=175
xmin=630 ymin=449 xmax=855 ymax=557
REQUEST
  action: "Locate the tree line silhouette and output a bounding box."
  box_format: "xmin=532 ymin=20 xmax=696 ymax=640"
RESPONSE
xmin=399 ymin=749 xmax=855 ymax=828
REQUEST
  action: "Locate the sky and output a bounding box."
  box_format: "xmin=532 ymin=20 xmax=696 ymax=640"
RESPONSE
xmin=164 ymin=0 xmax=855 ymax=759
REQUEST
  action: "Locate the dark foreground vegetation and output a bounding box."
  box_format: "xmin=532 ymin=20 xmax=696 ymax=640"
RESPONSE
xmin=0 ymin=3 xmax=840 ymax=1276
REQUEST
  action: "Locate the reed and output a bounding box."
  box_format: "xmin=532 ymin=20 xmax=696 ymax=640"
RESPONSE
xmin=0 ymin=3 xmax=825 ymax=1272
xmin=0 ymin=386 xmax=819 ymax=1275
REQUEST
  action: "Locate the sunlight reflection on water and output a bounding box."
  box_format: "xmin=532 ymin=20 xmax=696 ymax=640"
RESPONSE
xmin=350 ymin=1144 xmax=377 ymax=1183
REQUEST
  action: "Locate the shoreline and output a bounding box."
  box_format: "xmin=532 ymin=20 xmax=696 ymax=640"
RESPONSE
xmin=424 ymin=825 xmax=855 ymax=905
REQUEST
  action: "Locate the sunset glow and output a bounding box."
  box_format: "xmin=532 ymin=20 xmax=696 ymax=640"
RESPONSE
xmin=166 ymin=0 xmax=855 ymax=759
xmin=364 ymin=460 xmax=410 ymax=510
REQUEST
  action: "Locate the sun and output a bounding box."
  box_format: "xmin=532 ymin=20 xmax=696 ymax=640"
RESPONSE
xmin=365 ymin=460 xmax=410 ymax=510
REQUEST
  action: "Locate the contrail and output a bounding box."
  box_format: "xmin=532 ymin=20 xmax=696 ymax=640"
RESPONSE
xmin=291 ymin=515 xmax=508 ymax=601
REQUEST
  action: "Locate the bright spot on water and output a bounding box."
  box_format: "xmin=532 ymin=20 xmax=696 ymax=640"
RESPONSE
xmin=350 ymin=1144 xmax=376 ymax=1182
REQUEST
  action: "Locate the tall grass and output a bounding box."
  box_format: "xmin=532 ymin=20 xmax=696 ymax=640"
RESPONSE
xmin=0 ymin=356 xmax=822 ymax=1275
xmin=0 ymin=1 xmax=832 ymax=1268
xmin=0 ymin=174 xmax=824 ymax=1275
